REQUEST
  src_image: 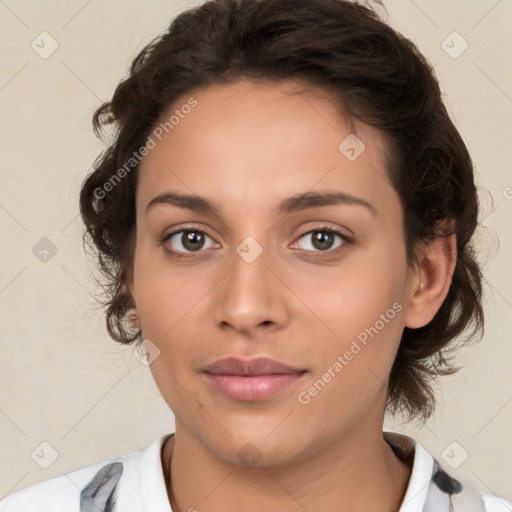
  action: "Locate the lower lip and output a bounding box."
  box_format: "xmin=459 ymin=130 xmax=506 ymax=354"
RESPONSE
xmin=203 ymin=372 xmax=306 ymax=401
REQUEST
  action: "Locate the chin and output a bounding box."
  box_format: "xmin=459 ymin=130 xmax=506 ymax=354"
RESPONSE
xmin=204 ymin=428 xmax=310 ymax=469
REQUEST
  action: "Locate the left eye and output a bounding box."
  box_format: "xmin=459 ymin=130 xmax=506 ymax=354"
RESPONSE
xmin=294 ymin=228 xmax=348 ymax=252
xmin=164 ymin=230 xmax=218 ymax=254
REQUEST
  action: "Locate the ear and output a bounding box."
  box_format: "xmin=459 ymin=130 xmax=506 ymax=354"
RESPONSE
xmin=403 ymin=225 xmax=457 ymax=329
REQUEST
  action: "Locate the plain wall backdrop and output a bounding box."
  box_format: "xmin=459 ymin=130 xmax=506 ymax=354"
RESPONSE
xmin=0 ymin=0 xmax=511 ymax=502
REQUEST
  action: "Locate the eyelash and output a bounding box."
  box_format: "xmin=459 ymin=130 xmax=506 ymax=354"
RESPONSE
xmin=161 ymin=224 xmax=352 ymax=259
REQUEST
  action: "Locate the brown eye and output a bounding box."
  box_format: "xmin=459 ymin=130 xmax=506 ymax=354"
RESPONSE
xmin=163 ymin=229 xmax=218 ymax=256
xmin=310 ymin=231 xmax=336 ymax=251
xmin=180 ymin=231 xmax=206 ymax=251
xmin=295 ymin=228 xmax=348 ymax=253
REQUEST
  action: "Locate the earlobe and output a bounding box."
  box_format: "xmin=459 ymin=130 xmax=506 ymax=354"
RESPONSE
xmin=403 ymin=232 xmax=457 ymax=329
xmin=125 ymin=307 xmax=141 ymax=331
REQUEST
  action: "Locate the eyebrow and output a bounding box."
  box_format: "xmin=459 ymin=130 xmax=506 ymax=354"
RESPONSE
xmin=145 ymin=190 xmax=377 ymax=216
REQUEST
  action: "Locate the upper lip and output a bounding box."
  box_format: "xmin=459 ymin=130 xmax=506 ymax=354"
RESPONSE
xmin=203 ymin=357 xmax=306 ymax=376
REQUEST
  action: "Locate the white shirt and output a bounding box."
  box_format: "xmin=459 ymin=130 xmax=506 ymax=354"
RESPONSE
xmin=1 ymin=431 xmax=510 ymax=511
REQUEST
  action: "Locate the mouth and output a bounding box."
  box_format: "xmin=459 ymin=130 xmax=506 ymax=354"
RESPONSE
xmin=202 ymin=356 xmax=307 ymax=401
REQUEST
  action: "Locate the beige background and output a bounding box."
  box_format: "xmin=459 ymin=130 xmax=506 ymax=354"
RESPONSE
xmin=1 ymin=0 xmax=511 ymax=503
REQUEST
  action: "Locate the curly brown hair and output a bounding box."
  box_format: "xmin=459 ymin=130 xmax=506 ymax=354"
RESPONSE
xmin=79 ymin=0 xmax=484 ymax=424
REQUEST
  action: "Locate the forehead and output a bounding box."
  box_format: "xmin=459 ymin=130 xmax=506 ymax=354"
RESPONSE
xmin=136 ymin=78 xmax=397 ymax=218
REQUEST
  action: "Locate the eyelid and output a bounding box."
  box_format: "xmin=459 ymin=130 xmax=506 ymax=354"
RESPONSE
xmin=163 ymin=223 xmax=215 ymax=240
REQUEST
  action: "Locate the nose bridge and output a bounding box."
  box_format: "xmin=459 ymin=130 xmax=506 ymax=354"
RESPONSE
xmin=212 ymin=233 xmax=288 ymax=332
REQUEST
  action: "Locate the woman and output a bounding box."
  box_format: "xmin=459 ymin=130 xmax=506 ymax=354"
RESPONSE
xmin=1 ymin=0 xmax=510 ymax=510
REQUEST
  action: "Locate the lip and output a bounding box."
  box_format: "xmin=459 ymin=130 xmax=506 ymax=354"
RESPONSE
xmin=202 ymin=357 xmax=307 ymax=401
xmin=203 ymin=356 xmax=305 ymax=376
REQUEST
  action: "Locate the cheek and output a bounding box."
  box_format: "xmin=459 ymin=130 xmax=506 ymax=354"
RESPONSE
xmin=132 ymin=244 xmax=209 ymax=344
xmin=297 ymin=241 xmax=407 ymax=382
xmin=133 ymin=244 xmax=204 ymax=331
xmin=299 ymin=248 xmax=405 ymax=337
xmin=294 ymin=278 xmax=405 ymax=426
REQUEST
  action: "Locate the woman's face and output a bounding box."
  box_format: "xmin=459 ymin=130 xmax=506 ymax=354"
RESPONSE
xmin=128 ymin=79 xmax=421 ymax=464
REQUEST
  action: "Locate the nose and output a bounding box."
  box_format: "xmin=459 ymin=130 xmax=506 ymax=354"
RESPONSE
xmin=212 ymin=239 xmax=290 ymax=336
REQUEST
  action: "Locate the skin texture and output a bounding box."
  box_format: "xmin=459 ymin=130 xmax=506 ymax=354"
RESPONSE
xmin=126 ymin=79 xmax=457 ymax=512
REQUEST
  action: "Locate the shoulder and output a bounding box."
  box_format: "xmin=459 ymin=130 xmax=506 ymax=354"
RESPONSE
xmin=0 ymin=436 xmax=169 ymax=512
xmin=383 ymin=431 xmax=512 ymax=512
xmin=425 ymin=455 xmax=512 ymax=512
xmin=0 ymin=458 xmax=123 ymax=512
xmin=480 ymin=491 xmax=512 ymax=512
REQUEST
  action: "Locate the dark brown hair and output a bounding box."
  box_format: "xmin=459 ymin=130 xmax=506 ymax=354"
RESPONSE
xmin=79 ymin=0 xmax=484 ymax=424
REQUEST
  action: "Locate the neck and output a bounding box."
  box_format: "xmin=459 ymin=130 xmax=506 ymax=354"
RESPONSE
xmin=161 ymin=424 xmax=412 ymax=512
